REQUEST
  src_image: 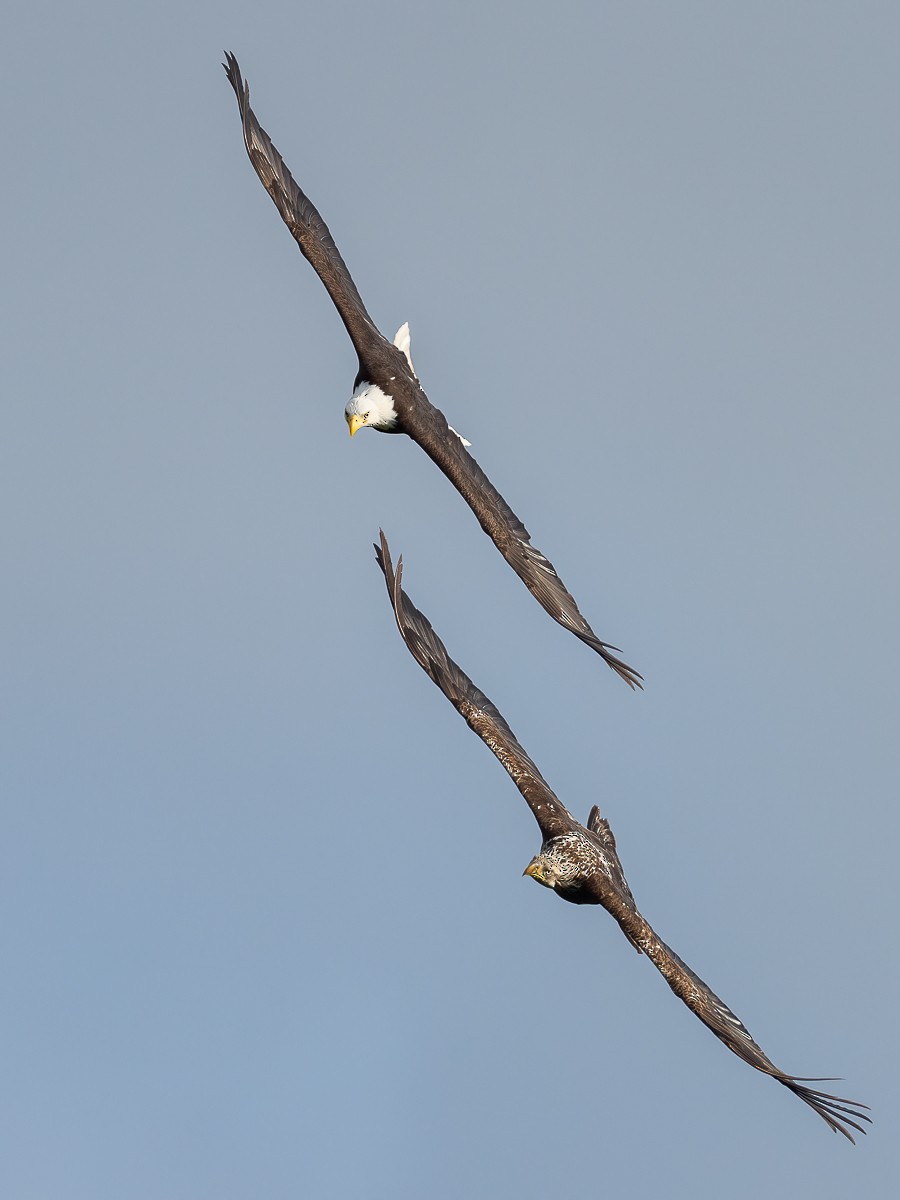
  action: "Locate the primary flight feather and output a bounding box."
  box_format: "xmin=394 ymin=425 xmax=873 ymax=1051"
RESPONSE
xmin=374 ymin=531 xmax=869 ymax=1142
xmin=223 ymin=53 xmax=641 ymax=689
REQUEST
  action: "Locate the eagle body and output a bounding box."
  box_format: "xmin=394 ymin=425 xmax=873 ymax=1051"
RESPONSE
xmin=529 ymin=828 xmax=633 ymax=909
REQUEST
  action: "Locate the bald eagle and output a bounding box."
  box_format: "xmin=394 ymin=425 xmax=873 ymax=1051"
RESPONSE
xmin=374 ymin=531 xmax=869 ymax=1142
xmin=224 ymin=54 xmax=640 ymax=689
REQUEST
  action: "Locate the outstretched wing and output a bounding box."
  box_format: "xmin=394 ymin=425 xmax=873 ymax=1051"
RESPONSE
xmin=402 ymin=402 xmax=643 ymax=689
xmin=375 ymin=532 xmax=576 ymax=840
xmin=610 ymin=904 xmax=871 ymax=1143
xmin=223 ymin=53 xmax=387 ymax=365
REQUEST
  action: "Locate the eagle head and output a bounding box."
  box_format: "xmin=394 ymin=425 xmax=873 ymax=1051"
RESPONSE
xmin=523 ymin=853 xmax=561 ymax=890
xmin=345 ymin=381 xmax=397 ymax=436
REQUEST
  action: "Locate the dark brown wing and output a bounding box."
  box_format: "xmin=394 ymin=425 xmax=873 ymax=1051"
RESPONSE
xmin=223 ymin=53 xmax=388 ymax=365
xmin=375 ymin=532 xmax=577 ymax=840
xmin=401 ymin=402 xmax=643 ymax=689
xmin=609 ymin=903 xmax=871 ymax=1143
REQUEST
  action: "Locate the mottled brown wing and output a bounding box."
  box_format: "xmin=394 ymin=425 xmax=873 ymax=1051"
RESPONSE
xmin=375 ymin=532 xmax=576 ymax=840
xmin=224 ymin=53 xmax=387 ymax=365
xmin=609 ymin=903 xmax=871 ymax=1143
xmin=402 ymin=402 xmax=643 ymax=689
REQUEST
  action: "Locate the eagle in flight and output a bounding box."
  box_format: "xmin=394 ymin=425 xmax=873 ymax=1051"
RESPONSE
xmin=374 ymin=531 xmax=869 ymax=1142
xmin=224 ymin=54 xmax=640 ymax=688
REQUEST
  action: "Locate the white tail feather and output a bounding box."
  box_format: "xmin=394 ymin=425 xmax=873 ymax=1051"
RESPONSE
xmin=393 ymin=322 xmax=414 ymax=373
xmin=393 ymin=322 xmax=471 ymax=447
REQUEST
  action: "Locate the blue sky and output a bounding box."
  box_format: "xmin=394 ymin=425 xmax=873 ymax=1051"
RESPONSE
xmin=2 ymin=3 xmax=897 ymax=1196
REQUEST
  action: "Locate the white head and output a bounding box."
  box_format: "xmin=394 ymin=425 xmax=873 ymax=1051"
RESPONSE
xmin=344 ymin=381 xmax=397 ymax=437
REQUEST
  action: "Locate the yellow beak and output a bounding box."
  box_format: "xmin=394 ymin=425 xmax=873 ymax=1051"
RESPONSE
xmin=347 ymin=414 xmax=364 ymax=437
xmin=523 ymin=862 xmax=540 ymax=881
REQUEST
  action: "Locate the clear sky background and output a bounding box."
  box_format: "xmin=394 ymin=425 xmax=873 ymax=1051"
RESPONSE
xmin=2 ymin=3 xmax=897 ymax=1196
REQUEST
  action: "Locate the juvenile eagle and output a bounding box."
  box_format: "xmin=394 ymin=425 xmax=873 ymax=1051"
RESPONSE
xmin=374 ymin=531 xmax=869 ymax=1142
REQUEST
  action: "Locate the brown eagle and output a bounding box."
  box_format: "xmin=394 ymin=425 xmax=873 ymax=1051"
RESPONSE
xmin=374 ymin=531 xmax=869 ymax=1142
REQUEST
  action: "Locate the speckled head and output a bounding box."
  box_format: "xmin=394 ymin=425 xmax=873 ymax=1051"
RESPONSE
xmin=523 ymin=853 xmax=561 ymax=890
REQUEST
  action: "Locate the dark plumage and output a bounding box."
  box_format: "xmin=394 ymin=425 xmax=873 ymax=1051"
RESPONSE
xmin=223 ymin=53 xmax=641 ymax=688
xmin=374 ymin=531 xmax=869 ymax=1142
